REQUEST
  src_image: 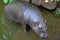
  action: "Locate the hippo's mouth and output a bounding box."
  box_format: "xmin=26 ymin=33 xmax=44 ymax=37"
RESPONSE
xmin=39 ymin=31 xmax=48 ymax=38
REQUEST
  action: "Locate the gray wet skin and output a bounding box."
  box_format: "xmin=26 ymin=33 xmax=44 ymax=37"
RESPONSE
xmin=4 ymin=1 xmax=48 ymax=38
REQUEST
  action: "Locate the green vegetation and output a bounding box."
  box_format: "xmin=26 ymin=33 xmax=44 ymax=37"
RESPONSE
xmin=3 ymin=0 xmax=17 ymax=4
xmin=54 ymin=8 xmax=60 ymax=16
xmin=3 ymin=0 xmax=13 ymax=4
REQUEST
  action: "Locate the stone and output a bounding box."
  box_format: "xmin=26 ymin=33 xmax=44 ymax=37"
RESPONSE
xmin=31 ymin=0 xmax=41 ymax=6
xmin=40 ymin=0 xmax=57 ymax=10
xmin=31 ymin=0 xmax=57 ymax=10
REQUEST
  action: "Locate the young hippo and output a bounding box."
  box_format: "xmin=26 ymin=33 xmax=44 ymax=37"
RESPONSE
xmin=4 ymin=1 xmax=48 ymax=38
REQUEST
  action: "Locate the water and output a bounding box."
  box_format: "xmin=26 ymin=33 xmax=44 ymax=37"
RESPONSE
xmin=0 ymin=0 xmax=60 ymax=40
xmin=0 ymin=1 xmax=20 ymax=40
xmin=0 ymin=12 xmax=20 ymax=40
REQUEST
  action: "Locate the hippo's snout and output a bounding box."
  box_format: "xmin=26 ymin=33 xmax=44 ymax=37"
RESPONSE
xmin=39 ymin=31 xmax=48 ymax=38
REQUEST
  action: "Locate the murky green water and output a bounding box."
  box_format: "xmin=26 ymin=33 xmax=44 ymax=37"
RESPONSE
xmin=0 ymin=0 xmax=60 ymax=40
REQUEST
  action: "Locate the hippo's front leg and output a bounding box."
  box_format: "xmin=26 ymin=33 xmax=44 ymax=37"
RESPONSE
xmin=22 ymin=24 xmax=29 ymax=34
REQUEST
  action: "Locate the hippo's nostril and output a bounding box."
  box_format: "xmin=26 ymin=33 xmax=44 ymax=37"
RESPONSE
xmin=42 ymin=33 xmax=48 ymax=39
xmin=40 ymin=32 xmax=48 ymax=38
xmin=40 ymin=31 xmax=46 ymax=33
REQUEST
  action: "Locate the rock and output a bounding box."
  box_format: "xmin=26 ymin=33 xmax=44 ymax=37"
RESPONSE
xmin=30 ymin=0 xmax=57 ymax=10
xmin=31 ymin=0 xmax=41 ymax=6
xmin=40 ymin=2 xmax=57 ymax=10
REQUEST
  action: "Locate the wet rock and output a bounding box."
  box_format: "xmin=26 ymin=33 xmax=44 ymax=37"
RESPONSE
xmin=29 ymin=0 xmax=57 ymax=10
xmin=31 ymin=0 xmax=41 ymax=6
xmin=41 ymin=2 xmax=57 ymax=10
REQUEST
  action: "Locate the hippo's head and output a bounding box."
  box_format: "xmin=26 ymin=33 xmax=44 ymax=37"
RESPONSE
xmin=31 ymin=20 xmax=48 ymax=38
xmin=38 ymin=23 xmax=48 ymax=38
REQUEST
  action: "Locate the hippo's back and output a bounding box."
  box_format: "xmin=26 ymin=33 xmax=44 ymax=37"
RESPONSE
xmin=23 ymin=3 xmax=43 ymax=22
xmin=4 ymin=2 xmax=24 ymax=23
xmin=4 ymin=2 xmax=43 ymax=24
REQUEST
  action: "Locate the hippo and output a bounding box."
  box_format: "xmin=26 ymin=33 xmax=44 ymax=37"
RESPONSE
xmin=4 ymin=1 xmax=48 ymax=38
